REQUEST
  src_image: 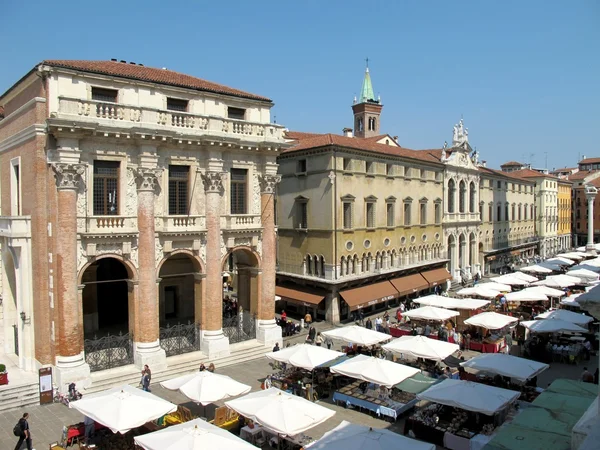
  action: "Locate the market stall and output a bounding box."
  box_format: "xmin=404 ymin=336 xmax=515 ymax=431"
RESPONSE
xmin=383 ymin=335 xmax=460 ymax=362
xmin=322 ymin=325 xmax=392 ymax=346
xmin=462 ymin=312 xmax=517 ymax=353
xmin=266 ymin=344 xmax=344 ymax=371
xmin=491 ymin=274 xmax=532 ymax=286
xmin=520 ymin=318 xmax=588 ymax=334
xmin=535 ymin=309 xmax=593 ymax=326
xmin=390 ymin=306 xmax=460 ymax=338
xmin=533 ymin=274 xmax=583 ymax=288
xmin=160 ymin=370 xmax=250 ymax=406
xmin=567 ymin=268 xmax=599 ymax=282
xmin=546 ymin=257 xmax=575 ymax=266
xmin=505 ymin=289 xmax=548 ymax=303
xmin=520 ymin=265 xmax=554 ymax=274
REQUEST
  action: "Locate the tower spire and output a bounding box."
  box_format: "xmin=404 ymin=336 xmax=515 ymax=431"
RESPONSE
xmin=359 ymin=58 xmax=376 ymax=104
xmin=352 ymin=60 xmax=383 ymax=138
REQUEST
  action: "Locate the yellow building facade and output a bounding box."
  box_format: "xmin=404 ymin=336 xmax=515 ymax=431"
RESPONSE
xmin=557 ymin=179 xmax=572 ymax=250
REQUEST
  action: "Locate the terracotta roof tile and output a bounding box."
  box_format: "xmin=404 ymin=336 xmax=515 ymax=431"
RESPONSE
xmin=589 ymin=178 xmax=600 ymax=188
xmin=479 ymin=166 xmax=533 ymax=182
xmin=284 ymin=131 xmax=327 ymax=141
xmin=550 ymin=167 xmax=577 ymax=173
xmin=579 ymin=157 xmax=600 ymax=165
xmin=509 ymin=168 xmax=557 ymax=179
xmin=500 ymin=161 xmax=524 ymax=166
xmin=567 ymin=170 xmax=596 ymax=181
xmin=42 ymin=60 xmax=271 ymax=102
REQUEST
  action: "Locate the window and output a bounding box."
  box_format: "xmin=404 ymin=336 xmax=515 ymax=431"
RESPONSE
xmin=230 ymin=168 xmax=248 ymax=214
xmin=227 ymin=107 xmax=245 ymax=120
xmin=295 ymin=198 xmax=308 ymax=229
xmin=93 ymin=161 xmax=119 ymax=215
xmin=92 ymin=87 xmax=118 ymax=103
xmin=386 ymin=202 xmax=394 ymax=227
xmin=10 ymin=159 xmax=21 ymax=215
xmin=497 ymin=204 xmax=502 ymax=221
xmin=420 ymin=169 xmax=426 ymax=179
xmin=366 ymin=202 xmax=376 ymax=228
xmin=167 ymin=97 xmax=188 ymax=112
xmin=511 ymin=204 xmax=516 ymax=221
xmin=168 ymin=165 xmax=189 ymax=215
xmin=479 ymin=202 xmax=483 ymax=220
xmin=366 ymin=161 xmax=375 ymax=175
xmin=518 ymin=204 xmax=522 ymax=221
xmin=435 ymin=202 xmax=442 ymax=224
xmin=386 ymin=164 xmax=393 ymax=176
xmin=343 ymin=202 xmax=353 ymax=229
xmin=505 ymin=203 xmax=509 ymax=221
xmin=469 ymin=182 xmax=476 ymax=213
xmin=420 ymin=202 xmax=427 ymax=225
xmin=524 ymin=204 xmax=528 ymax=220
xmin=343 ymin=158 xmax=352 ymax=171
xmin=448 ymin=179 xmax=456 ymax=213
xmin=404 ymin=200 xmax=412 ymax=226
xmin=488 ymin=203 xmax=493 ymax=221
xmin=497 ymin=180 xmax=502 ymax=189
xmin=297 ymin=159 xmax=307 ymax=173
xmin=368 ymin=117 xmax=376 ymax=131
xmin=459 ymin=181 xmax=466 ymax=213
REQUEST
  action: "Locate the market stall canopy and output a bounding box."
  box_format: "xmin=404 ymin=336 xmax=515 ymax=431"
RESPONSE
xmin=225 ymin=388 xmax=335 ymax=436
xmin=524 ymin=285 xmax=567 ymax=298
xmin=416 ymin=379 xmax=520 ymax=415
xmin=464 ymin=312 xmax=518 ymax=330
xmin=265 ymin=344 xmax=344 ymax=371
xmin=535 ymin=309 xmax=593 ymax=326
xmin=474 ymin=282 xmax=512 ymax=292
xmin=576 ymin=256 xmax=600 ymax=267
xmin=557 ymin=252 xmax=587 ymax=260
xmin=275 ymin=286 xmax=326 ymax=307
xmin=307 ymin=420 xmax=435 ymax=450
xmin=567 ymin=268 xmax=600 ymax=282
xmin=533 ymin=274 xmax=582 ymax=288
xmin=571 ymin=263 xmax=600 ymax=273
xmin=505 ymin=289 xmax=548 ymax=302
xmin=570 ymin=284 xmax=600 ymax=319
xmin=413 ymin=295 xmax=490 ymax=310
xmin=460 ymin=354 xmax=549 ymax=382
xmin=160 ymin=371 xmax=250 ymax=406
xmin=383 ymin=335 xmax=460 ymax=361
xmin=322 ymin=325 xmax=392 ymax=346
xmin=512 ymin=271 xmax=539 ymax=283
xmin=69 ymin=385 xmax=177 ymax=434
xmin=520 ymin=265 xmax=554 ymax=274
xmin=560 ymin=294 xmax=582 ymax=308
xmin=393 ymin=373 xmax=441 ymax=394
xmin=402 ymin=306 xmax=460 ymax=322
xmin=134 ymin=417 xmax=256 ymax=450
xmin=490 ymin=274 xmax=530 ymax=286
xmin=456 ymin=286 xmax=501 ymax=299
xmin=546 ymin=257 xmax=576 ymax=266
xmin=329 ymin=354 xmax=419 ymax=388
xmin=339 ymin=281 xmax=398 ymax=311
xmin=520 ymin=318 xmax=588 ymax=334
xmin=420 ymin=267 xmax=453 ymax=287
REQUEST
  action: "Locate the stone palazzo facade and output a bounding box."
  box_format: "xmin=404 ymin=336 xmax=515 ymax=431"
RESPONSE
xmin=0 ymin=60 xmax=286 ymax=388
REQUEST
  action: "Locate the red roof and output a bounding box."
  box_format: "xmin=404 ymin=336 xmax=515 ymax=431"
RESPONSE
xmin=281 ymin=133 xmax=442 ymax=164
xmin=285 ymin=131 xmax=327 ymax=141
xmin=579 ymin=157 xmax=600 ymax=165
xmin=500 ymin=161 xmax=524 ymax=167
xmin=550 ymin=167 xmax=577 ymax=173
xmin=479 ymin=166 xmax=534 ymax=182
xmin=510 ymin=168 xmax=557 ymax=179
xmin=568 ymin=170 xmax=596 ymax=181
xmin=42 ymin=60 xmax=271 ymax=102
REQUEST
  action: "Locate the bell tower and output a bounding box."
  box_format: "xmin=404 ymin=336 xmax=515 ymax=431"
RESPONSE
xmin=352 ymin=60 xmax=383 ymax=138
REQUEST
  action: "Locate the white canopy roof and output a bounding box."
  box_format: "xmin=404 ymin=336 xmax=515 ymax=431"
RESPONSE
xmin=520 ymin=318 xmax=588 ymax=334
xmin=557 ymin=252 xmax=586 ymax=260
xmin=464 ymin=312 xmax=518 ymax=330
xmin=307 ymin=420 xmax=435 ymax=450
xmin=520 ymin=265 xmax=554 ymax=274
xmin=322 ymin=325 xmax=392 ymax=346
xmin=160 ymin=371 xmax=250 ymax=406
xmin=225 ymin=388 xmax=335 ymax=436
xmin=456 ymin=286 xmax=501 ymax=299
xmin=578 ymin=257 xmax=600 ymax=267
xmin=512 ymin=272 xmax=539 ymax=282
xmin=329 ymin=354 xmax=419 ymax=388
xmin=476 ymin=282 xmax=512 ymax=292
xmin=535 ymin=309 xmax=593 ymax=325
xmin=265 ymin=344 xmax=344 ymax=371
xmin=546 ymin=257 xmax=576 ymax=266
xmin=416 ymin=379 xmax=520 ymax=415
xmin=524 ymin=285 xmax=567 ymax=298
xmin=533 ymin=274 xmax=582 ymax=288
xmin=571 ymin=263 xmax=600 ymax=273
xmin=577 ymin=282 xmax=600 ymax=316
xmin=460 ymin=354 xmax=549 ymax=382
xmin=134 ymin=417 xmax=256 ymax=450
xmin=413 ymin=295 xmax=490 ymax=310
xmin=491 ymin=274 xmax=530 ymax=285
xmin=505 ymin=288 xmax=548 ymax=302
xmin=383 ymin=336 xmax=460 ymax=361
xmin=69 ymin=385 xmax=177 ymax=434
xmin=560 ymin=293 xmax=582 ymax=308
xmin=402 ymin=305 xmax=460 ymax=322
xmin=567 ymin=268 xmax=600 ymax=282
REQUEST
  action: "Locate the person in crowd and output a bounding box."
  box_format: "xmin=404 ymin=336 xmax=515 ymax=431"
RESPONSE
xmin=365 ymin=317 xmax=373 ymax=330
xmin=375 ymin=316 xmax=383 ymax=332
xmin=464 ymin=331 xmax=471 ymax=351
xmin=358 ymin=308 xmax=365 ymax=325
xmin=263 ymin=374 xmax=272 ymax=390
xmin=272 ymin=342 xmax=280 ymax=352
xmin=304 ymin=311 xmax=312 ymax=328
xmin=308 ymin=326 xmax=317 ymax=342
xmin=505 ymin=331 xmax=513 ymax=355
xmin=280 ymin=310 xmax=287 ymax=322
xmin=13 ymin=412 xmax=33 ymax=450
xmin=325 ymin=335 xmax=333 ymax=350
xmin=84 ymin=415 xmax=95 ymax=442
xmin=199 ymin=362 xmax=206 ymax=371
xmin=315 ymin=332 xmax=324 ymax=347
xmin=424 ymin=323 xmax=431 ymax=337
xmin=581 ymin=367 xmax=594 ymax=383
xmin=208 ymin=363 xmax=215 ymax=373
xmin=583 ymin=339 xmax=591 ymax=360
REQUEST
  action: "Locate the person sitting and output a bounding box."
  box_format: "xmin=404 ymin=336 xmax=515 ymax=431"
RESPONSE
xmin=208 ymin=363 xmax=215 ymax=373
xmin=199 ymin=363 xmax=206 ymax=372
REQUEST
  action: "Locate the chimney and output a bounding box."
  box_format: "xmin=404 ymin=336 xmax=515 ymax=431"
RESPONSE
xmin=481 ymin=160 xmax=487 ymax=168
xmin=393 ymin=136 xmax=398 ymax=143
xmin=342 ymin=127 xmax=353 ymax=138
xmin=582 ymin=155 xmax=587 ymax=161
xmin=110 ymin=58 xmax=117 ymax=62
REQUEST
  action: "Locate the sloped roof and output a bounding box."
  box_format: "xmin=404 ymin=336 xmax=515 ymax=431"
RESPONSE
xmin=568 ymin=170 xmax=597 ymax=181
xmin=479 ymin=166 xmax=534 ymax=183
xmin=41 ymin=60 xmax=271 ymax=102
xmin=550 ymin=167 xmax=577 ymax=173
xmin=510 ymin=168 xmax=557 ymax=179
xmin=284 ymin=131 xmax=327 ymax=141
xmin=501 ymin=161 xmax=524 ymax=166
xmin=579 ymin=157 xmax=600 ymax=165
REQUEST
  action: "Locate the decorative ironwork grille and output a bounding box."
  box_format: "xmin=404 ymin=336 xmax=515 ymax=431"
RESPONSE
xmin=223 ymin=312 xmax=256 ymax=344
xmin=159 ymin=322 xmax=201 ymax=357
xmin=84 ymin=332 xmax=133 ymax=372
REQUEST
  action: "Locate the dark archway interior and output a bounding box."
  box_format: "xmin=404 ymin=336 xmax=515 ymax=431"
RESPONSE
xmin=158 ymin=253 xmax=197 ymax=326
xmin=223 ymin=249 xmax=259 ymax=313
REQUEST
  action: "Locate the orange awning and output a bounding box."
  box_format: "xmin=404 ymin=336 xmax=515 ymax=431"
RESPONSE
xmin=340 ymin=281 xmax=399 ymax=311
xmin=276 ymin=286 xmax=325 ymax=306
xmin=420 ymin=268 xmax=452 ymax=287
xmin=390 ymin=273 xmax=429 ymax=296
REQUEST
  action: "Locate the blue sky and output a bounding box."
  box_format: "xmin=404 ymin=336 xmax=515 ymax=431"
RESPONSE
xmin=2 ymin=1 xmax=598 ymax=170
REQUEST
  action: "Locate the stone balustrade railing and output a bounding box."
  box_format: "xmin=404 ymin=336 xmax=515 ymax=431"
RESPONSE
xmin=56 ymin=97 xmax=286 ymax=142
xmin=78 ymin=216 xmax=138 ymax=234
xmin=156 ymin=215 xmax=206 ymax=233
xmin=220 ymin=214 xmax=262 ymax=230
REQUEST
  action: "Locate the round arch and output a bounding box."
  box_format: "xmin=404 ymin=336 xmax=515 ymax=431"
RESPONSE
xmin=78 ymin=254 xmax=138 ymax=285
xmin=222 ymin=246 xmax=262 ymax=314
xmin=157 ymin=250 xmax=205 ymax=277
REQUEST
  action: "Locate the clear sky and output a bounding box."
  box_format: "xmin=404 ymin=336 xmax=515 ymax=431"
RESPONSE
xmin=2 ymin=0 xmax=598 ymax=170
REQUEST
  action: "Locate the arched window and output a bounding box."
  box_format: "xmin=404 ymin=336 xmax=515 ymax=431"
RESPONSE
xmin=469 ymin=182 xmax=476 ymax=213
xmin=306 ymin=254 xmax=313 ymax=275
xmin=357 ymin=117 xmax=364 ymax=132
xmin=313 ymin=255 xmax=319 ymax=276
xmin=448 ymin=179 xmax=456 ymax=213
xmin=459 ymin=180 xmax=466 ymax=213
xmin=320 ymin=256 xmax=325 ymax=277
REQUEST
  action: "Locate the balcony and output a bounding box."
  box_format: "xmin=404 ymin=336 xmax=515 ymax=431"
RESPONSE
xmin=157 ymin=215 xmax=206 ymax=235
xmin=221 ymin=214 xmax=262 ymax=231
xmin=0 ymin=216 xmax=31 ymax=239
xmin=78 ymin=216 xmax=137 ymax=236
xmin=54 ymin=97 xmax=286 ymax=144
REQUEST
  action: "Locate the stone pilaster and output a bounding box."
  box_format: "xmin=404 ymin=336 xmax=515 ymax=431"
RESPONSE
xmin=201 ymin=170 xmax=230 ymax=358
xmin=585 ymin=186 xmax=597 ymax=254
xmin=133 ymin=167 xmax=166 ymax=369
xmin=257 ymin=174 xmax=282 ymax=346
xmin=51 ymin=162 xmax=91 ymax=390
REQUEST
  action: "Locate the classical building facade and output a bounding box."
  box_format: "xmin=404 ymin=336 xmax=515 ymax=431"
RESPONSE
xmin=557 ymin=179 xmax=572 ymax=251
xmin=478 ymin=167 xmax=537 ymax=274
xmin=276 ymin=68 xmax=450 ymax=324
xmin=0 ymin=60 xmax=286 ymax=388
xmin=567 ymin=158 xmax=600 ymax=246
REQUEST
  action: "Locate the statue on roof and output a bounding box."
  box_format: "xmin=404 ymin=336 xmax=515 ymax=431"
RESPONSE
xmin=471 ymin=148 xmax=479 ymax=165
xmin=452 ymin=118 xmax=469 ymax=148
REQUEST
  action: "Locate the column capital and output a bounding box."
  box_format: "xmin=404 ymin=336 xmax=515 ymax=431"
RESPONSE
xmin=134 ymin=167 xmax=162 ymax=192
xmin=202 ymin=171 xmax=224 ymax=194
xmin=51 ymin=163 xmax=86 ymax=190
xmin=259 ymin=174 xmax=282 ymax=194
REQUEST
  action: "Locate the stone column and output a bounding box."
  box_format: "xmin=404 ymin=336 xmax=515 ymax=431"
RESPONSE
xmin=133 ymin=167 xmax=166 ymax=369
xmin=51 ymin=163 xmax=91 ymax=390
xmin=257 ymin=174 xmax=283 ymax=346
xmin=201 ymin=171 xmax=230 ymax=358
xmin=585 ymin=186 xmax=598 ymax=254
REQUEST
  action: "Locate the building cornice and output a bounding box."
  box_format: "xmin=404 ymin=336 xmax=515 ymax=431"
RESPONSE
xmin=0 ymin=123 xmax=46 ymax=154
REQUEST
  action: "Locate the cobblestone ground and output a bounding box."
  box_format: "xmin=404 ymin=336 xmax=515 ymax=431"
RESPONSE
xmin=0 ymin=328 xmax=597 ymax=450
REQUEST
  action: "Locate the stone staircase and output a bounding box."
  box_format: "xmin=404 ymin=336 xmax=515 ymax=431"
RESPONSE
xmin=0 ymin=382 xmax=40 ymax=411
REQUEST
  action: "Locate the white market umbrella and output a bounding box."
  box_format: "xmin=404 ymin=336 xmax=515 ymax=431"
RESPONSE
xmin=413 ymin=295 xmax=490 ymax=310
xmin=560 ymin=294 xmax=582 ymax=308
xmin=417 ymin=379 xmax=520 ymax=416
xmin=464 ymin=312 xmax=518 ymax=330
xmin=322 ymin=325 xmax=392 ymax=346
xmin=69 ymin=385 xmax=177 ymax=434
xmin=329 ymin=354 xmax=419 ymax=387
xmin=225 ymin=388 xmax=335 ymax=436
xmin=535 ymin=309 xmax=593 ymax=326
xmin=308 ymin=420 xmax=435 ymax=450
xmin=577 ymin=282 xmax=600 ymax=318
xmin=491 ymin=274 xmax=530 ymax=286
xmin=520 ymin=265 xmax=553 ymax=274
xmin=520 ymin=318 xmax=588 ymax=334
xmin=134 ymin=418 xmax=256 ymax=450
xmin=265 ymin=344 xmax=343 ymax=371
xmin=512 ymin=272 xmax=539 ymax=283
xmin=524 ymin=285 xmax=566 ymax=298
xmin=546 ymin=257 xmax=575 ymax=266
xmin=383 ymin=335 xmax=460 ymax=361
xmin=571 ymin=263 xmax=600 ymax=273
xmin=160 ymin=371 xmax=250 ymax=406
xmin=567 ymin=268 xmax=599 ymax=282
xmin=460 ymin=354 xmax=549 ymax=383
xmin=533 ymin=274 xmax=582 ymax=288
xmin=505 ymin=288 xmax=548 ymax=302
xmin=476 ymin=282 xmax=512 ymax=292
xmin=457 ymin=286 xmax=501 ymax=299
xmin=557 ymin=252 xmax=586 ymax=260
xmin=403 ymin=305 xmax=460 ymax=322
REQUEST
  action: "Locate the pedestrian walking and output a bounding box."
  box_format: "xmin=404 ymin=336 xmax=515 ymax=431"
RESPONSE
xmin=141 ymin=368 xmax=151 ymax=392
xmin=13 ymin=412 xmax=33 ymax=450
xmin=325 ymin=335 xmax=333 ymax=350
xmin=315 ymin=332 xmax=324 ymax=347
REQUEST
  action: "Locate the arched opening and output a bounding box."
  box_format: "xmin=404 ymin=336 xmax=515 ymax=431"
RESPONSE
xmin=448 ymin=179 xmax=456 ymax=213
xmin=222 ymin=248 xmax=260 ymax=315
xmin=459 ymin=180 xmax=466 ymax=213
xmin=158 ymin=253 xmax=202 ymax=326
xmin=469 ymin=182 xmax=476 ymax=213
xmin=478 ymin=242 xmax=485 ymax=274
xmin=469 ymin=233 xmax=477 ymax=267
xmin=81 ymin=257 xmax=132 ymax=337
